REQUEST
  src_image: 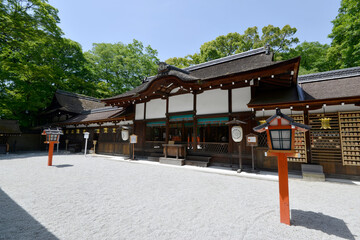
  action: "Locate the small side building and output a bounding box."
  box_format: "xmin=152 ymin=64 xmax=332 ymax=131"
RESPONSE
xmin=39 ymin=89 xmax=105 ymax=126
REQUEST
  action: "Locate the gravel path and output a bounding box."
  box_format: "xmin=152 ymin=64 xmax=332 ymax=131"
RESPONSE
xmin=0 ymin=153 xmax=359 ymax=240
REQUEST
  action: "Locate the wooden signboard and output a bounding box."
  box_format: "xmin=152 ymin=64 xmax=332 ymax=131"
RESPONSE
xmin=130 ymin=134 xmax=138 ymax=144
xmin=130 ymin=134 xmax=137 ymax=160
xmin=246 ymin=133 xmax=258 ymax=147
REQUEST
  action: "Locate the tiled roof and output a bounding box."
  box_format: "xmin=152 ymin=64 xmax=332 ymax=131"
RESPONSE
xmin=298 ymin=66 xmax=360 ymax=83
xmin=300 ymin=75 xmax=360 ymax=100
xmin=64 ymin=106 xmax=125 ymax=124
xmin=184 ymin=47 xmax=267 ymax=71
xmin=103 ymin=47 xmax=273 ymax=101
xmin=55 ymin=90 xmax=105 ymax=114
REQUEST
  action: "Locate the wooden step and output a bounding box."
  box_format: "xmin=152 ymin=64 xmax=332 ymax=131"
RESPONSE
xmin=147 ymin=156 xmax=160 ymax=162
xmin=186 ymin=155 xmax=212 ymax=162
xmin=184 ymin=155 xmax=211 ymax=167
xmin=184 ymin=160 xmax=209 ymax=167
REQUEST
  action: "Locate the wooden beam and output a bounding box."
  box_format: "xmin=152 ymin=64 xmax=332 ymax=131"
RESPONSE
xmin=249 ymin=96 xmax=360 ymax=110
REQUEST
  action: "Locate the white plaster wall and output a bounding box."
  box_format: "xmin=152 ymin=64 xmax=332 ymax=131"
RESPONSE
xmin=146 ymin=99 xmax=166 ymax=119
xmin=196 ymin=89 xmax=228 ymax=115
xmin=232 ymin=87 xmax=251 ymax=112
xmin=169 ymin=93 xmax=193 ymax=113
xmin=135 ymin=103 xmax=144 ymax=120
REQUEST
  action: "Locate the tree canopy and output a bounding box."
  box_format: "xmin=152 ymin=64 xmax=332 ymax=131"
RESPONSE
xmin=279 ymin=41 xmax=331 ymax=75
xmin=84 ymin=40 xmax=159 ymax=96
xmin=0 ymin=0 xmax=100 ymax=126
xmin=166 ymin=25 xmax=299 ymax=67
xmin=327 ymin=0 xmax=360 ymax=68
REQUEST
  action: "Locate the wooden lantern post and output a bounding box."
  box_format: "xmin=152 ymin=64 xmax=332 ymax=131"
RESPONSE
xmin=253 ymin=109 xmax=310 ymax=225
xmin=41 ymin=128 xmax=63 ymax=166
xmin=226 ymin=118 xmax=246 ymax=172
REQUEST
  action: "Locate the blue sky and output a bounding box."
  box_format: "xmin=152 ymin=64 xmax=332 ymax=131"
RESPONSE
xmin=48 ymin=0 xmax=341 ymax=61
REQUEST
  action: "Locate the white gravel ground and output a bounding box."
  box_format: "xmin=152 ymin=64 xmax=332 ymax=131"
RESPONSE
xmin=0 ymin=153 xmax=359 ymax=240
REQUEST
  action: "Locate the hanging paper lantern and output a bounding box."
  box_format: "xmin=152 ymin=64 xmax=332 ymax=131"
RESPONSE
xmin=71 ymin=129 xmax=74 ymax=134
xmin=95 ymin=129 xmax=100 ymax=134
xmin=320 ymin=118 xmax=331 ymax=129
xmin=76 ymin=129 xmax=80 ymax=134
xmin=113 ymin=128 xmax=116 ymax=133
xmin=104 ymin=128 xmax=108 ymax=133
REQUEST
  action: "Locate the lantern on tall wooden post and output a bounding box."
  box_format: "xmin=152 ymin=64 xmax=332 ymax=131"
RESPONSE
xmin=121 ymin=125 xmax=132 ymax=159
xmin=226 ymin=118 xmax=246 ymax=172
xmin=41 ymin=127 xmax=63 ymax=166
xmin=253 ymin=109 xmax=310 ymax=225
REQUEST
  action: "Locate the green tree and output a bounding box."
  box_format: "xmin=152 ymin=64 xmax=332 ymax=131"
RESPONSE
xmin=165 ymin=57 xmax=192 ymax=68
xmin=0 ymin=0 xmax=99 ymax=126
xmin=0 ymin=0 xmax=63 ymax=125
xmin=328 ymin=0 xmax=360 ymax=68
xmin=85 ymin=40 xmax=159 ymax=95
xmin=171 ymin=25 xmax=299 ymax=66
xmin=280 ymin=41 xmax=331 ymax=75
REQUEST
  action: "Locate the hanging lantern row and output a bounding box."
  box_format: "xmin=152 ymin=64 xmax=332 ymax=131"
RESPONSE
xmin=64 ymin=128 xmax=119 ymax=134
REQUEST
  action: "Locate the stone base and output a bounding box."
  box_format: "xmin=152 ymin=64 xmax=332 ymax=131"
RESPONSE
xmin=302 ymin=172 xmax=326 ymax=181
xmin=159 ymin=157 xmax=184 ymax=166
xmin=301 ymin=164 xmax=325 ymax=181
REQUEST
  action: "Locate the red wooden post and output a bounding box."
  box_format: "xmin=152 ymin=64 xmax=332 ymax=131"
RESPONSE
xmin=277 ymin=152 xmax=290 ymax=225
xmin=48 ymin=141 xmax=54 ymax=166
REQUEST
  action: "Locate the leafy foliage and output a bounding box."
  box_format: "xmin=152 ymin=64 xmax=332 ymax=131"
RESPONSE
xmin=279 ymin=41 xmax=332 ymax=75
xmin=166 ymin=25 xmax=299 ymax=66
xmin=328 ymin=0 xmax=360 ymax=68
xmin=0 ymin=0 xmax=99 ymax=126
xmin=84 ymin=40 xmax=159 ymax=95
xmin=165 ymin=57 xmax=192 ymax=69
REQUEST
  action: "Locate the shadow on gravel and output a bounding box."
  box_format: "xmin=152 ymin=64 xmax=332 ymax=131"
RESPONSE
xmin=291 ymin=209 xmax=356 ymax=240
xmin=0 ymin=188 xmax=58 ymax=240
xmin=54 ymin=164 xmax=73 ymax=168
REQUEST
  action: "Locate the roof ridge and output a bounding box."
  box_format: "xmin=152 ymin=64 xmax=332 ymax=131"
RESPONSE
xmin=80 ymin=106 xmax=121 ymax=114
xmin=56 ymin=89 xmax=102 ymax=102
xmin=298 ymin=66 xmax=360 ymax=83
xmin=184 ymin=47 xmax=266 ymax=71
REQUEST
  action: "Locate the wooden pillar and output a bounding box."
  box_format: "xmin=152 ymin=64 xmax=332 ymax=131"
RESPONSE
xmin=165 ymin=97 xmax=169 ymax=143
xmin=304 ymin=109 xmax=312 ymax=163
xmin=228 ymin=89 xmax=232 ymax=113
xmin=193 ymin=92 xmax=197 ymax=151
xmin=143 ymin=102 xmax=146 ymax=120
xmin=228 ymin=89 xmax=234 ymax=164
